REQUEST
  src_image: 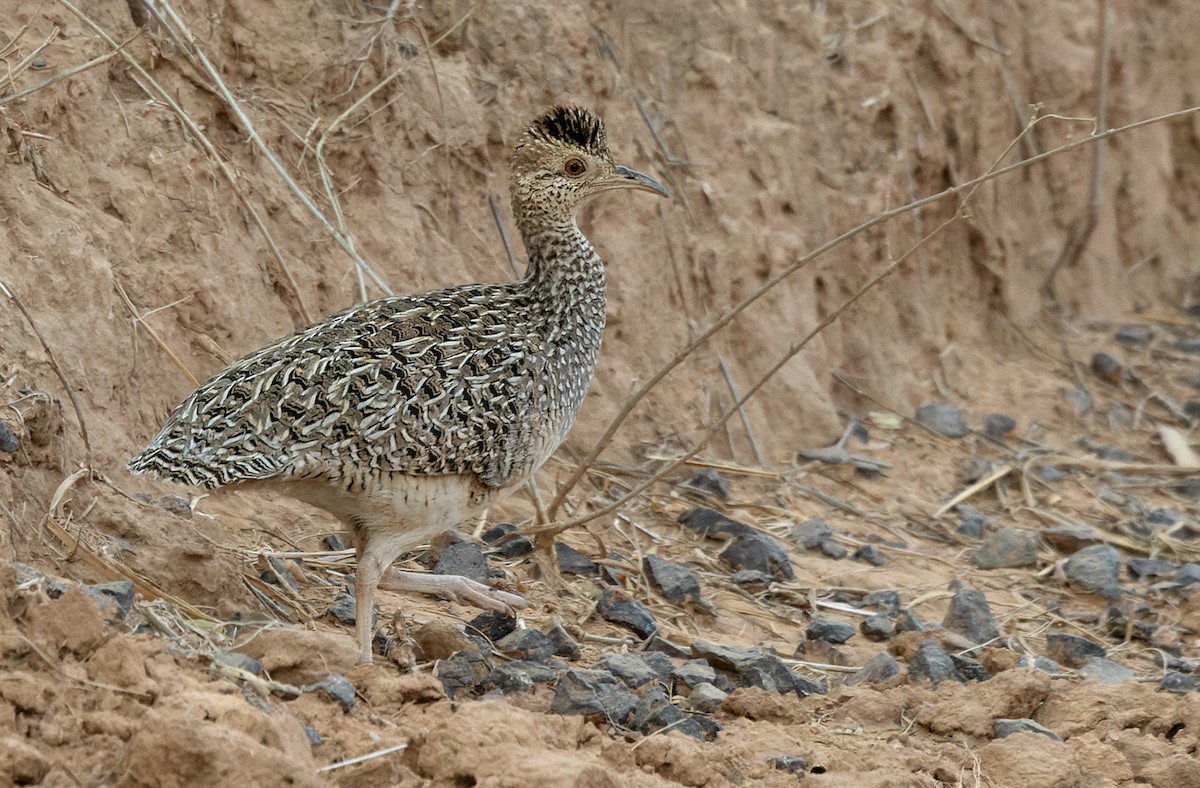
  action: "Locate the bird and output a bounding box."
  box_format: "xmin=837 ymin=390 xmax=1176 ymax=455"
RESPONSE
xmin=128 ymin=106 xmax=669 ymax=663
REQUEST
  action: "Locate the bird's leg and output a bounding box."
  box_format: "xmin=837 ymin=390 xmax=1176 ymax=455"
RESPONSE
xmin=354 ymin=549 xmax=385 ymax=664
xmin=378 ymin=570 xmax=528 ymax=614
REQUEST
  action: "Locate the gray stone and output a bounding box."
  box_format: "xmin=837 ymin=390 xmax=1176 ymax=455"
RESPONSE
xmin=720 ymin=533 xmax=794 ymax=580
xmin=433 ymin=541 xmax=490 ymax=584
xmin=1175 ymin=564 xmax=1200 ymax=586
xmin=1017 ymin=655 xmax=1065 ymax=674
xmin=994 ymin=719 xmax=1061 ymax=741
xmin=1114 ymin=325 xmax=1150 ymax=347
xmin=683 ymin=468 xmax=731 ymax=500
xmin=908 ymin=640 xmax=959 ymax=686
xmin=487 ymin=660 xmax=560 ymax=694
xmin=435 ymin=650 xmax=491 ymax=698
xmin=972 ymin=527 xmax=1038 ymax=569
xmin=691 ymin=641 xmax=802 ymax=695
xmin=629 ymin=687 xmax=684 ymax=734
xmin=859 ymin=614 xmax=895 ymax=642
xmin=481 ymin=523 xmax=533 ymax=558
xmin=326 ymin=594 xmax=358 ymax=626
xmin=496 ymin=628 xmax=555 ymax=663
xmin=1175 ymin=338 xmax=1200 ymax=356
xmin=951 ymin=654 xmax=992 ymax=682
xmin=1063 ymin=544 xmax=1121 ymax=597
xmin=1157 ymin=671 xmax=1200 ymax=694
xmin=304 ymin=674 xmax=356 ymax=711
xmin=1045 ymin=633 xmax=1105 ymax=668
xmin=943 ymin=585 xmax=1001 ymax=644
xmin=304 ymin=726 xmax=323 ymax=747
xmin=0 ymin=421 xmax=19 ymax=453
xmin=673 ymin=660 xmax=717 ymax=687
xmin=83 ymin=581 xmax=136 ymax=621
xmin=956 ymin=505 xmax=987 ymax=538
xmin=323 ymin=533 xmax=349 ymax=551
xmin=675 ymin=715 xmax=723 ymax=741
xmin=1038 ymin=465 xmax=1065 ymax=483
xmin=819 ymin=539 xmax=849 ymax=559
xmin=854 ymin=544 xmax=886 ymax=566
xmin=862 ymin=590 xmax=902 ymax=615
xmin=467 ymin=610 xmax=517 ymax=643
xmin=597 ymin=589 xmax=658 ymax=639
xmin=1127 ymin=558 xmax=1178 ymax=579
xmin=1079 ymin=657 xmax=1136 ymax=685
xmin=806 ymin=617 xmax=856 ymax=644
xmin=212 ymin=651 xmax=263 ymax=675
xmin=643 ymin=554 xmax=703 ymax=606
xmin=846 ymin=652 xmax=900 ymax=686
xmin=554 ymin=542 xmax=597 ymax=576
xmin=916 ymin=402 xmax=969 ymax=438
xmin=790 ymin=519 xmax=832 ymax=549
xmin=729 ymin=569 xmax=775 ymax=587
xmin=546 ymin=620 xmax=581 ymax=660
xmin=768 ymin=755 xmax=808 ymax=774
xmin=984 ymin=413 xmax=1017 ymax=440
xmin=594 ymin=652 xmax=672 ymax=689
xmin=549 ymin=668 xmax=637 ymax=724
xmin=1091 ymin=351 xmax=1122 ymax=380
xmin=678 ymin=507 xmax=754 ymax=538
xmin=684 ymin=682 xmax=727 ymax=713
xmin=896 ymin=610 xmax=926 ymax=633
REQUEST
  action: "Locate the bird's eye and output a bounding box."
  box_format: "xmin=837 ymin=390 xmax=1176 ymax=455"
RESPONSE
xmin=563 ymin=157 xmax=587 ymax=177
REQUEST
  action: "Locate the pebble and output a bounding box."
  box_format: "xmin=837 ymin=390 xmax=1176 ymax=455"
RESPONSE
xmin=1175 ymin=564 xmax=1200 ymax=587
xmin=643 ymin=554 xmax=703 ymax=606
xmin=629 ymin=687 xmax=684 ymax=734
xmin=325 ymin=594 xmax=358 ymax=626
xmin=943 ymin=585 xmax=1001 ymax=644
xmin=768 ymin=755 xmax=808 ymax=775
xmin=495 ymin=628 xmax=555 ymax=663
xmin=304 ymin=674 xmax=356 ymax=711
xmin=554 ymin=542 xmax=598 ymax=576
xmin=645 ymin=635 xmax=693 ymax=659
xmin=548 ymin=668 xmax=637 ymax=724
xmin=720 ymin=533 xmax=794 ymax=580
xmin=323 ymin=533 xmax=349 ymax=551
xmin=683 ymin=468 xmax=731 ymax=500
xmin=1067 ymin=386 xmax=1093 ymax=416
xmin=0 ymin=421 xmax=19 ymax=453
xmin=984 ymin=413 xmax=1017 ymax=440
xmin=971 ymin=526 xmax=1038 ymax=569
xmin=994 ymin=719 xmax=1061 ymax=741
xmin=487 ymin=660 xmax=560 ymax=694
xmin=896 ymin=610 xmax=925 ymax=633
xmin=212 ymin=650 xmax=263 ymax=675
xmin=859 ymin=614 xmax=895 ymax=641
xmin=1114 ymin=325 xmax=1150 ymax=347
xmin=1079 ymin=657 xmax=1136 ymax=685
xmin=789 ymin=519 xmax=832 ymax=549
xmin=908 ymin=640 xmax=960 ymax=686
xmin=673 ymin=660 xmax=717 ymax=688
xmin=683 ymin=682 xmax=727 ymax=713
xmin=1040 ymin=524 xmax=1100 ymax=554
xmin=955 ymin=505 xmax=988 ymax=538
xmin=1080 ymin=439 xmax=1135 ymax=463
xmin=862 ymin=590 xmax=902 ymax=615
xmin=1038 ymin=465 xmax=1065 ymax=483
xmin=597 ymin=589 xmax=658 ymax=639
xmin=304 ymin=726 xmax=323 ymax=747
xmin=846 ymin=652 xmax=900 ymax=686
xmin=1091 ymin=351 xmax=1122 ymax=381
xmin=819 ymin=539 xmax=849 ymax=559
xmin=480 ymin=523 xmax=533 ymax=558
xmin=678 ymin=507 xmax=754 ymax=538
xmin=854 ymin=545 xmax=886 ymax=566
xmin=1017 ymin=655 xmax=1065 ymax=674
xmin=951 ymin=654 xmax=992 ymax=682
xmin=83 ymin=580 xmax=136 ymax=621
xmin=467 ymin=610 xmax=517 ymax=643
xmin=729 ymin=569 xmax=775 ymax=587
xmin=1157 ymin=671 xmax=1200 ymax=695
xmin=1045 ymin=633 xmax=1106 ymax=668
xmin=1063 ymin=544 xmax=1121 ymax=598
xmin=433 ymin=541 xmax=491 ymax=584
xmin=546 ymin=620 xmax=582 ymax=660
xmin=676 ymin=715 xmax=723 ymax=742
xmin=261 ymin=556 xmax=299 ymax=593
xmin=595 ymin=652 xmax=673 ymax=689
xmin=1175 ymin=338 xmax=1200 ymax=356
xmin=436 ymin=650 xmax=492 ymax=698
xmin=915 ymin=402 xmax=969 ymax=438
xmin=806 ymin=617 xmax=856 ymax=644
xmin=691 ymin=640 xmax=823 ymax=696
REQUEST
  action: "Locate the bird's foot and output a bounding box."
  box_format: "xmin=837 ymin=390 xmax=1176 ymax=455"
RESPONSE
xmin=379 ymin=569 xmax=528 ymax=614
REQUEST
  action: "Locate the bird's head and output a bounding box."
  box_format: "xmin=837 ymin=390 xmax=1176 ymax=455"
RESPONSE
xmin=510 ymin=106 xmax=668 ymax=232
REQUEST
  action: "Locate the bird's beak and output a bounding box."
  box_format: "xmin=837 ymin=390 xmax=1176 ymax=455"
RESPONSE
xmin=609 ymin=164 xmax=670 ymax=198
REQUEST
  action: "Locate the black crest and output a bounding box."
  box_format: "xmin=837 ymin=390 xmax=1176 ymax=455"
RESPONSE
xmin=527 ymin=106 xmax=608 ymax=156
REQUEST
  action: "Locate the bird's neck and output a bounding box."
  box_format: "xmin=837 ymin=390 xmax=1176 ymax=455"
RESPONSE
xmin=518 ymin=221 xmax=607 ymax=327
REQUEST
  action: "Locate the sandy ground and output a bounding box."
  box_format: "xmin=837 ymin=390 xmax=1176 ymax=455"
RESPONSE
xmin=2 ymin=0 xmax=1199 ymax=785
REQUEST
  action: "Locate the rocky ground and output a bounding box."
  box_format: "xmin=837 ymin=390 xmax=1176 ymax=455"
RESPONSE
xmin=2 ymin=0 xmax=1200 ymax=786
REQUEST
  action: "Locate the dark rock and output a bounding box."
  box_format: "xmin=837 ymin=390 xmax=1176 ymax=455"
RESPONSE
xmin=643 ymin=555 xmax=703 ymax=606
xmin=1067 ymin=386 xmax=1094 ymax=416
xmin=807 ymin=618 xmax=856 ymax=644
xmin=862 ymin=590 xmax=902 ymax=615
xmin=1040 ymin=525 xmax=1099 ymax=554
xmin=958 ymin=458 xmax=995 ymax=484
xmin=1079 ymin=657 xmax=1136 ymax=684
xmin=984 ymin=413 xmax=1017 ymax=440
xmin=546 ymin=620 xmax=582 ymax=660
xmin=956 ymin=505 xmax=987 ymax=538
xmin=436 ymin=650 xmax=492 ymax=698
xmin=495 ymin=628 xmax=555 ymax=663
xmin=467 ymin=611 xmax=517 ymax=643
xmin=768 ymin=755 xmax=808 ymax=774
xmin=854 ymin=545 xmax=886 ymax=566
xmin=304 ymin=674 xmax=356 ymax=711
xmin=1128 ymin=556 xmax=1176 ymax=580
xmin=0 ymin=421 xmax=19 ymax=453
xmin=943 ymin=585 xmax=1000 ymax=644
xmin=683 ymin=682 xmax=727 ymax=713
xmin=995 ymin=719 xmax=1061 ymax=741
xmin=916 ymin=402 xmax=969 ymax=438
xmin=675 ymin=714 xmax=723 ymax=741
xmin=819 ymin=539 xmax=849 ymax=559
xmin=304 ymin=726 xmax=323 ymax=747
xmin=1104 ymin=605 xmax=1157 ymax=643
xmin=971 ymin=527 xmax=1038 ymax=569
xmin=896 ymin=610 xmax=926 ymax=633
xmin=1045 ymin=633 xmax=1106 ymax=668
xmin=480 ymin=523 xmax=533 ymax=558
xmin=683 ymin=468 xmax=731 ymax=501
xmin=691 ymin=640 xmax=821 ymax=695
xmin=729 ymin=569 xmax=775 ymax=587
xmin=846 ymin=652 xmax=900 ymax=686
xmin=673 ymin=660 xmax=717 ymax=688
xmin=721 ymin=534 xmax=794 ymax=580
xmin=1038 ymin=465 xmax=1065 ymax=483
xmin=908 ymin=640 xmax=959 ymax=686
xmin=212 ymin=651 xmax=263 ymax=675
xmin=433 ymin=541 xmax=490 ymax=584
xmin=1158 ymin=671 xmax=1200 ymax=694
xmin=1063 ymin=544 xmax=1121 ymax=598
xmin=549 ymin=668 xmax=637 ymax=724
xmin=859 ymin=614 xmax=895 ymax=642
xmin=678 ymin=507 xmax=754 ymax=538
xmin=1091 ymin=351 xmax=1122 ymax=381
xmin=629 ymin=686 xmax=684 ymax=734
xmin=326 ymin=594 xmax=358 ymax=626
xmin=597 ymin=589 xmax=658 ymax=639
xmin=1080 ymin=439 xmax=1135 ymax=462
xmin=951 ymin=654 xmax=992 ymax=682
xmin=595 ymin=652 xmax=671 ymax=689
xmin=789 ymin=519 xmax=832 ymax=549
xmin=83 ymin=581 xmax=136 ymax=620
xmin=555 ymin=542 xmax=597 ymax=576
xmin=645 ymin=635 xmax=692 ymax=659
xmin=792 ymin=674 xmax=828 ymax=696
xmin=1017 ymin=655 xmax=1065 ymax=674
xmin=323 ymin=533 xmax=349 ymax=551
xmin=487 ymin=660 xmax=560 ymax=694
xmin=261 ymin=556 xmax=299 ymax=593
xmin=1175 ymin=564 xmax=1200 ymax=586
xmin=598 ymin=549 xmax=634 ymax=586
xmin=1114 ymin=325 xmax=1150 ymax=347
xmin=1175 ymin=338 xmax=1200 ymax=356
